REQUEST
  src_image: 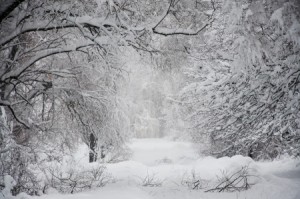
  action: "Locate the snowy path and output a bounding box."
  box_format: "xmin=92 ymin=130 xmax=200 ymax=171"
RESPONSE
xmin=128 ymin=138 xmax=200 ymax=165
xmin=37 ymin=138 xmax=300 ymax=199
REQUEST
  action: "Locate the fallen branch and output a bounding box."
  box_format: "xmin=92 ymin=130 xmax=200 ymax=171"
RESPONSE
xmin=205 ymin=166 xmax=256 ymax=192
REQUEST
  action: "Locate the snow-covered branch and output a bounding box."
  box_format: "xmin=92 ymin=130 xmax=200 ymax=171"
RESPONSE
xmin=152 ymin=0 xmax=216 ymax=36
xmin=0 ymin=0 xmax=26 ymax=23
xmin=153 ymin=18 xmax=214 ymax=36
xmin=1 ymin=42 xmax=94 ymax=82
xmin=0 ymin=21 xmax=77 ymax=46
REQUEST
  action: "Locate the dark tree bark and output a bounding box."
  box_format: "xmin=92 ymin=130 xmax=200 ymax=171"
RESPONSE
xmin=89 ymin=133 xmax=97 ymax=163
xmin=100 ymin=145 xmax=105 ymax=159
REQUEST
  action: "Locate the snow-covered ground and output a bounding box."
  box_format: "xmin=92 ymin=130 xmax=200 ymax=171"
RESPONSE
xmin=34 ymin=138 xmax=300 ymax=199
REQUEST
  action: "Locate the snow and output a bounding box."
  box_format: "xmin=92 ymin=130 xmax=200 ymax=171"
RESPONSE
xmin=1 ymin=175 xmax=29 ymax=199
xmin=128 ymin=138 xmax=199 ymax=165
xmin=245 ymin=9 xmax=253 ymax=20
xmin=28 ymin=138 xmax=300 ymax=199
xmin=271 ymin=7 xmax=284 ymax=27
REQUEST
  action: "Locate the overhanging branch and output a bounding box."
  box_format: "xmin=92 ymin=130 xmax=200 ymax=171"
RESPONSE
xmin=152 ymin=18 xmax=214 ymax=36
xmin=152 ymin=0 xmax=215 ymax=36
xmin=0 ymin=0 xmax=26 ymax=23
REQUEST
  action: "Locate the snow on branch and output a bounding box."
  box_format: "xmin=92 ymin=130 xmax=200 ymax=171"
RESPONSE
xmin=152 ymin=0 xmax=215 ymax=36
xmin=0 ymin=42 xmax=94 ymax=82
xmin=205 ymin=166 xmax=257 ymax=192
xmin=0 ymin=16 xmax=130 ymax=47
xmin=153 ymin=18 xmax=215 ymax=36
xmin=0 ymin=21 xmax=77 ymax=46
xmin=7 ymin=105 xmax=30 ymax=129
xmin=0 ymin=0 xmax=26 ymax=23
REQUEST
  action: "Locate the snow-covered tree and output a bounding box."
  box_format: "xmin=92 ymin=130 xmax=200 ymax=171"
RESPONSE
xmin=0 ymin=0 xmax=214 ymax=195
xmin=180 ymin=0 xmax=300 ymax=159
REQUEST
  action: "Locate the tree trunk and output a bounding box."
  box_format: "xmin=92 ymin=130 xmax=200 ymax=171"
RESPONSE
xmin=89 ymin=133 xmax=97 ymax=163
xmin=100 ymin=145 xmax=105 ymax=159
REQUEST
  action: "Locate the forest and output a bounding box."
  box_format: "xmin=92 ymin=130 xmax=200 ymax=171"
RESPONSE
xmin=0 ymin=0 xmax=299 ymax=199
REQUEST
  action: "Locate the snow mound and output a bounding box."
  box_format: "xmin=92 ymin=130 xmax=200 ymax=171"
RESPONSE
xmin=32 ymin=138 xmax=300 ymax=199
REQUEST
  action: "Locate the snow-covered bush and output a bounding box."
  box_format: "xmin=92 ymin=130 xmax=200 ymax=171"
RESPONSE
xmin=1 ymin=175 xmax=29 ymax=199
xmin=181 ymin=170 xmax=209 ymax=190
xmin=104 ymin=144 xmax=132 ymax=163
xmin=45 ymin=164 xmax=111 ymax=194
xmin=0 ymin=107 xmax=40 ymax=196
xmin=139 ymin=172 xmax=163 ymax=187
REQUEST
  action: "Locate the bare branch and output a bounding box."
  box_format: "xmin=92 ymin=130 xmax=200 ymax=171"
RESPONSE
xmin=7 ymin=105 xmax=30 ymax=128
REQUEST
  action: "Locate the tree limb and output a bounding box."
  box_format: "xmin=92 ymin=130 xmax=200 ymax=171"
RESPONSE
xmin=0 ymin=0 xmax=26 ymax=23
